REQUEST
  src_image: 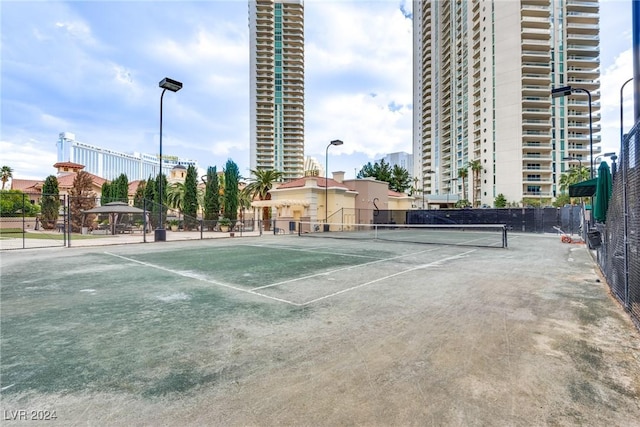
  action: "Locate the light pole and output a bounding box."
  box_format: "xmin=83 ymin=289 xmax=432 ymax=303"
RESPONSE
xmin=621 ymin=78 xmax=633 ymax=143
xmin=325 ymin=139 xmax=343 ymax=230
xmin=552 ymin=86 xmax=594 ymax=178
xmin=422 ymin=169 xmax=433 ymax=209
xmin=562 ymin=156 xmax=582 ymax=170
xmin=593 ymin=152 xmax=618 ymax=175
xmin=155 ymin=77 xmax=183 ymax=242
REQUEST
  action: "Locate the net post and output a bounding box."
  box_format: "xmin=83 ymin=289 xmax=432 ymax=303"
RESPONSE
xmin=503 ymin=225 xmax=508 ymax=248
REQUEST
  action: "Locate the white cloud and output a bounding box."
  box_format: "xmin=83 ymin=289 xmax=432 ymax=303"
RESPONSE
xmin=598 ymin=48 xmax=634 ymax=154
xmin=0 ymin=140 xmax=58 ymax=180
xmin=307 ymin=92 xmax=412 ymax=158
xmin=55 ymin=20 xmax=97 ymax=46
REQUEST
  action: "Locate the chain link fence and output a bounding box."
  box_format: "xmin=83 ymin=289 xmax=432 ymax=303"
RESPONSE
xmin=0 ymin=194 xmax=260 ymax=249
xmin=594 ymin=120 xmax=639 ymax=328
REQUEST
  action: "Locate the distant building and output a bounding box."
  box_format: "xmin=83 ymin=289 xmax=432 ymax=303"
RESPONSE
xmin=304 ymin=156 xmax=322 ymax=177
xmin=379 ymin=152 xmax=413 ymax=177
xmin=56 ymin=132 xmax=199 ymax=182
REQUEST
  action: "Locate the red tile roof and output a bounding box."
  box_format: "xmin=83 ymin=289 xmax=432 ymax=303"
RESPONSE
xmin=11 ymin=179 xmax=43 ymax=192
xmin=129 ymin=180 xmax=143 ymax=195
xmin=53 ymin=161 xmax=85 ymax=170
xmin=56 ymin=171 xmax=107 ymax=189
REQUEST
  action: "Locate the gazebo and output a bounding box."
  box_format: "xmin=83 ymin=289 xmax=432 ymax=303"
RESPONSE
xmin=82 ymin=202 xmax=145 ymax=234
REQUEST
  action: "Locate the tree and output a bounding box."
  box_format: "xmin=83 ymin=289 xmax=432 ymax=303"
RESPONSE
xmin=455 ymin=199 xmax=471 ymax=208
xmin=69 ymin=171 xmax=97 ymax=232
xmin=458 ymin=167 xmax=468 ymax=201
xmin=152 ymin=174 xmax=167 ymax=228
xmin=203 ymin=166 xmax=220 ymax=223
xmin=41 ymin=175 xmax=60 ymax=229
xmin=558 ymin=166 xmax=590 ymax=206
xmin=494 ymin=193 xmax=507 ymax=208
xmin=224 ymin=160 xmax=240 ymax=222
xmin=1 ymin=166 xmax=13 ymax=190
xmin=468 ymin=160 xmax=482 ymax=207
xmin=357 ymin=159 xmax=413 ymax=192
xmin=112 ymin=173 xmax=129 ymax=203
xmin=183 ymin=165 xmax=199 ymax=229
xmin=0 ymin=190 xmax=40 ymax=217
xmin=101 ymin=182 xmax=112 ymax=204
xmin=243 ymin=169 xmax=283 ymax=230
xmin=144 ymin=176 xmax=156 ymax=227
xmin=389 ymin=165 xmax=412 ymax=193
xmin=357 ymin=159 xmax=393 ymax=183
xmin=553 ymin=193 xmax=571 ymax=208
xmin=559 ymin=166 xmax=589 ymax=193
xmin=133 ymin=180 xmax=146 ymax=209
xmin=167 ymin=182 xmax=185 ymax=211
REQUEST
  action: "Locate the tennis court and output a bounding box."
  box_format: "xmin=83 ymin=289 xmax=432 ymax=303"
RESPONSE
xmin=1 ymin=232 xmax=639 ymax=425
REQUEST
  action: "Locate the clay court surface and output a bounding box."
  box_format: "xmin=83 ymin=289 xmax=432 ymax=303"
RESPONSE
xmin=1 ymin=233 xmax=639 ymax=426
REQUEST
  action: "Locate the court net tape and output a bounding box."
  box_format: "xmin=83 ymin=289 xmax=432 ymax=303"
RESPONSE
xmin=297 ymin=222 xmax=508 ymax=248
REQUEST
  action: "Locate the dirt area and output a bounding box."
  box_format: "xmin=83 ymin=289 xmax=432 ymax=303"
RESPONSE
xmin=1 ymin=234 xmax=639 ymax=426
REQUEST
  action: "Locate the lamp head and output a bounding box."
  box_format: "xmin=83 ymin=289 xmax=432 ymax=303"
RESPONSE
xmin=159 ymin=77 xmax=183 ymax=92
xmin=330 ymin=139 xmax=344 ymax=146
xmin=551 ymin=85 xmax=573 ymax=98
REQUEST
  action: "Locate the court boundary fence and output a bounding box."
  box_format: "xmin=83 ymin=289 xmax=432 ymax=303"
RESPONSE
xmin=593 ymin=119 xmax=639 ymax=329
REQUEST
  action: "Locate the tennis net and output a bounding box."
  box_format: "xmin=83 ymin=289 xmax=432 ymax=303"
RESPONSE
xmin=297 ymin=221 xmax=508 ymax=248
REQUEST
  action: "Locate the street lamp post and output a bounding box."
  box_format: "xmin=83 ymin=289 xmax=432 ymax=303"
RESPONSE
xmin=562 ymin=156 xmax=582 ymax=170
xmin=325 ymin=139 xmax=343 ymax=230
xmin=552 ymin=86 xmax=594 ymax=178
xmin=422 ymin=169 xmax=433 ymax=209
xmin=155 ymin=77 xmax=183 ymax=242
xmin=621 ymin=78 xmax=633 ymax=143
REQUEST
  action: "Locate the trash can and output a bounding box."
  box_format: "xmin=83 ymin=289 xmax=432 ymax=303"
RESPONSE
xmin=587 ymin=229 xmax=601 ymax=249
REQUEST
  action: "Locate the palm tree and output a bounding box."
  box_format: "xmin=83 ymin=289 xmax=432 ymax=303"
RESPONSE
xmin=1 ymin=166 xmax=13 ymax=190
xmin=559 ymin=166 xmax=590 ymax=194
xmin=468 ymin=160 xmax=482 ymax=207
xmin=457 ymin=167 xmax=468 ymax=201
xmin=167 ymin=182 xmax=185 ymax=211
xmin=242 ymin=169 xmax=283 ymax=230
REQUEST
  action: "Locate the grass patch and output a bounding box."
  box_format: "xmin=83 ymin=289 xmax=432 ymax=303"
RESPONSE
xmin=0 ymin=229 xmax=106 ymax=240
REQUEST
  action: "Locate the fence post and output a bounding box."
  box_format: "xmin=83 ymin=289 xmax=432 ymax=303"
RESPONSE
xmin=143 ymin=198 xmax=147 ymax=243
xmin=22 ymin=193 xmax=26 ymax=249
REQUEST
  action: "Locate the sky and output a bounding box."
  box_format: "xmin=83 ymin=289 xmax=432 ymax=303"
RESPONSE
xmin=0 ymin=0 xmax=636 ymax=182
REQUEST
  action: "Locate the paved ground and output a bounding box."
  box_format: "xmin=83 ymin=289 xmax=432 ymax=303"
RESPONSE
xmin=1 ymin=233 xmax=639 ymax=426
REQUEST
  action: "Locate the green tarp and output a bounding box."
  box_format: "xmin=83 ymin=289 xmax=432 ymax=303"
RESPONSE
xmin=569 ymin=178 xmax=597 ymax=197
xmin=594 ymin=161 xmax=612 ymax=223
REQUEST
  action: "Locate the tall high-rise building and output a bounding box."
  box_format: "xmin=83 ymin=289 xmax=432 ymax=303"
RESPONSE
xmin=413 ymin=0 xmax=601 ymax=206
xmin=249 ymin=0 xmax=305 ymax=181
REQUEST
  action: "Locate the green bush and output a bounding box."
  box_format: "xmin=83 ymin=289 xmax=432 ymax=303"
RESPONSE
xmin=0 ymin=190 xmax=40 ymax=217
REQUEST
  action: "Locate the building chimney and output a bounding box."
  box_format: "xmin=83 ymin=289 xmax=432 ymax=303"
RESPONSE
xmin=332 ymin=171 xmax=345 ymax=183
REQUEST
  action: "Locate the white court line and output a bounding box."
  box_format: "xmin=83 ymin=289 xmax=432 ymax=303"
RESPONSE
xmin=242 ymin=243 xmax=382 ymax=259
xmin=103 ymin=252 xmax=302 ymax=306
xmin=250 ymin=246 xmax=441 ymax=291
xmin=300 ymin=250 xmax=476 ymax=306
